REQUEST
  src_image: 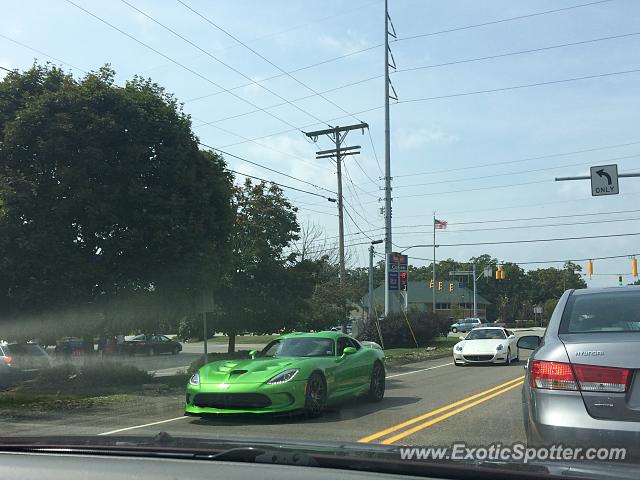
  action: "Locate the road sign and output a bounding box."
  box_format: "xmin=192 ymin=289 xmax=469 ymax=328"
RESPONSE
xmin=590 ymin=164 xmax=619 ymax=196
xmin=533 ymin=306 xmax=543 ymax=314
xmin=388 ymin=272 xmax=399 ymax=290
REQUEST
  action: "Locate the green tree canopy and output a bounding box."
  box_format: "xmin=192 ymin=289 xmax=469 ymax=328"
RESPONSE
xmin=0 ymin=64 xmax=233 ymax=334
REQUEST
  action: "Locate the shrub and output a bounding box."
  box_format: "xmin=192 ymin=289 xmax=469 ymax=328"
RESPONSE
xmin=33 ymin=362 xmax=151 ymax=390
xmin=359 ymin=312 xmax=445 ymax=348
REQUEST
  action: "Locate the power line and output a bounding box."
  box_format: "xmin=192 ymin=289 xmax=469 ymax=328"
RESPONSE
xmin=317 ymin=209 xmax=640 ymax=241
xmin=396 ymin=31 xmax=640 ymax=75
xmin=0 ymin=33 xmax=87 ymax=73
xmin=395 ymin=67 xmax=640 ymax=107
xmin=394 ymin=0 xmax=614 ymax=43
xmin=194 ymin=29 xmax=640 ymax=131
xmin=394 ymin=140 xmax=640 ymax=179
xmin=388 ymin=153 xmax=640 ymax=190
xmin=120 ymin=0 xmax=332 ymax=127
xmin=390 ymin=216 xmax=640 ymax=236
xmin=367 ymin=128 xmax=384 ymax=177
xmin=198 ymin=141 xmax=336 ymax=195
xmin=227 ymin=168 xmax=335 ymax=201
xmin=184 ymin=0 xmax=613 ymax=106
xmin=217 ymin=64 xmax=640 ymax=150
xmin=408 ymin=252 xmax=639 ymax=266
xmin=145 ymin=0 xmax=380 ymax=82
xmin=64 ymin=0 xmax=302 ymax=131
xmin=176 ymin=0 xmax=362 ymax=124
xmin=397 ymin=208 xmax=640 ymax=228
xmin=398 ymin=231 xmax=640 ymax=250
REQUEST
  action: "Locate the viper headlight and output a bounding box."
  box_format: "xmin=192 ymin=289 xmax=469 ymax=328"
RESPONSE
xmin=454 ymin=344 xmax=463 ymax=352
xmin=267 ymin=368 xmax=299 ymax=385
xmin=189 ymin=372 xmax=200 ymax=385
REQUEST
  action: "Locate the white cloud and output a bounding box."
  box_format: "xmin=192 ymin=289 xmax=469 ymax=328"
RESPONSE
xmin=317 ymin=28 xmax=370 ymax=55
xmin=394 ymin=126 xmax=460 ymax=150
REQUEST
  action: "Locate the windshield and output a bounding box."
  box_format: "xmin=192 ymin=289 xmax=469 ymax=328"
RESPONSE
xmin=1 ymin=0 xmax=639 ymax=474
xmin=560 ymin=291 xmax=640 ymax=333
xmin=465 ymin=329 xmax=507 ymax=340
xmin=261 ymin=338 xmax=335 ymax=358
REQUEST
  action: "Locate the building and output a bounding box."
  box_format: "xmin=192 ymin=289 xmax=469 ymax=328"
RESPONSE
xmin=362 ymin=280 xmax=490 ymax=320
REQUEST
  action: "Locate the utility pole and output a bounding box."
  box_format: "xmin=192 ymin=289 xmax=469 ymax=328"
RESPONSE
xmin=432 ymin=213 xmax=436 ymax=315
xmin=383 ymin=0 xmax=397 ymax=315
xmin=305 ymin=123 xmax=369 ymax=329
xmin=369 ymin=239 xmax=384 ymax=347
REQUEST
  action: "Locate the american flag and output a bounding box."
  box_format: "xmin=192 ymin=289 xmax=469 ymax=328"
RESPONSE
xmin=434 ymin=218 xmax=448 ymax=229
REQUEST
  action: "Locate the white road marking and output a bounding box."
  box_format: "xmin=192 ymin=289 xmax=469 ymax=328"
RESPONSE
xmin=386 ymin=362 xmax=453 ymax=378
xmin=98 ymin=416 xmax=189 ymax=436
xmin=98 ymin=361 xmax=454 ymax=435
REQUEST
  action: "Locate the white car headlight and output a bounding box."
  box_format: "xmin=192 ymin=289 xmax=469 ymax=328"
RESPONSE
xmin=267 ymin=368 xmax=299 ymax=385
xmin=496 ymin=344 xmax=504 ymax=351
xmin=189 ymin=372 xmax=200 ymax=385
xmin=455 ymin=344 xmax=463 ymax=352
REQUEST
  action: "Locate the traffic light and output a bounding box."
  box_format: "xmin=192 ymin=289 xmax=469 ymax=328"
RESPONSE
xmin=619 ymin=275 xmax=623 ymax=286
xmin=632 ymin=257 xmax=638 ymax=277
xmin=587 ymin=260 xmax=593 ymax=278
xmin=495 ymin=265 xmax=506 ymax=280
xmin=399 ymin=271 xmax=408 ymax=291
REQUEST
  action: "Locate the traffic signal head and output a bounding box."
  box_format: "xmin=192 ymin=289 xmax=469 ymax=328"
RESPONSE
xmin=632 ymin=257 xmax=638 ymax=277
xmin=495 ymin=265 xmax=506 ymax=280
xmin=619 ymin=275 xmax=623 ymax=286
xmin=587 ymin=260 xmax=593 ymax=278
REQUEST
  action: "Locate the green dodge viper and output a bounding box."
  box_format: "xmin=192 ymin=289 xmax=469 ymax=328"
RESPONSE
xmin=185 ymin=331 xmax=385 ymax=417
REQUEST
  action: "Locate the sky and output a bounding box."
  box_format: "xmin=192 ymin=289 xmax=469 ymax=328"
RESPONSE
xmin=2 ymin=0 xmax=640 ymax=288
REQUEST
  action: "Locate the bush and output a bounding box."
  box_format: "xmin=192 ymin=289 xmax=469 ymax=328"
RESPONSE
xmin=187 ymin=350 xmax=252 ymax=375
xmin=359 ymin=312 xmax=447 ymax=349
xmin=33 ymin=362 xmax=151 ymax=390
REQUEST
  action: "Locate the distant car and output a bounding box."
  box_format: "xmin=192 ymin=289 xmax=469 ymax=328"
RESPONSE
xmin=124 ymin=334 xmax=182 ymax=356
xmin=450 ymin=317 xmax=482 ymax=333
xmin=453 ymin=327 xmax=518 ymax=366
xmin=519 ymin=286 xmax=640 ymax=452
xmin=1 ymin=342 xmax=52 ymax=386
xmin=55 ymin=337 xmax=90 ymax=356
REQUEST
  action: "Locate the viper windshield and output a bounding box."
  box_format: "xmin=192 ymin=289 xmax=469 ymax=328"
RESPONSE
xmin=260 ymin=338 xmax=335 ymax=358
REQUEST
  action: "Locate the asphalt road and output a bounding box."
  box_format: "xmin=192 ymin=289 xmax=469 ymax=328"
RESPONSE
xmin=2 ymin=340 xmax=535 ymax=447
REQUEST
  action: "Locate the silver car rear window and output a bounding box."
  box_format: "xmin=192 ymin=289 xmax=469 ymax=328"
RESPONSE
xmin=560 ymin=290 xmax=640 ymax=333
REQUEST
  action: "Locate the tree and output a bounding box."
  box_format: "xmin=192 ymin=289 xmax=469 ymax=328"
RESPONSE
xmin=0 ymin=64 xmax=234 ymax=335
xmin=213 ymin=180 xmax=306 ymax=353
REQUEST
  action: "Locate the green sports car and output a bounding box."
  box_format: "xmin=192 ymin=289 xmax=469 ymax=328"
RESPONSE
xmin=185 ymin=331 xmax=385 ymax=417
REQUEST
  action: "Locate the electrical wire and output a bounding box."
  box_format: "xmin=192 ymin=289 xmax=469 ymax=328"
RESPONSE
xmin=176 ymin=0 xmax=363 ymax=124
xmin=397 ymin=232 xmax=640 ymax=250
xmin=120 ymin=0 xmax=333 ymax=127
xmin=198 ymin=141 xmax=336 ymax=195
xmin=394 ymin=0 xmax=614 ymax=43
xmin=387 ymin=154 xmax=640 ymax=191
xmin=227 ymin=168 xmax=335 ymax=200
xmin=0 ymin=33 xmax=87 ymax=73
xmin=393 ymin=140 xmax=640 ymax=179
xmin=65 ymin=0 xmax=301 ymax=131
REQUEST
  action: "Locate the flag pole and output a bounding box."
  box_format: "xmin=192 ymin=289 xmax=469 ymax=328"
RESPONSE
xmin=432 ymin=212 xmax=436 ymax=315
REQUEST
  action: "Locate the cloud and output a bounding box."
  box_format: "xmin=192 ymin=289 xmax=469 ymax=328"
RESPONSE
xmin=317 ymin=28 xmax=370 ymax=55
xmin=394 ymin=126 xmax=460 ymax=150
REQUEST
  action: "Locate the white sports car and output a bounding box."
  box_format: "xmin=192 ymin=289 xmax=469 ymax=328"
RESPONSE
xmin=453 ymin=326 xmax=518 ymax=366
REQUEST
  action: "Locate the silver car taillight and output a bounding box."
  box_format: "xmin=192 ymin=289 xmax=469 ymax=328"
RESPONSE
xmin=531 ymin=360 xmax=631 ymax=393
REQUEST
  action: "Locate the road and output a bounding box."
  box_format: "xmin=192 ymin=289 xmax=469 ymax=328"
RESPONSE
xmin=2 ymin=334 xmax=537 ymax=446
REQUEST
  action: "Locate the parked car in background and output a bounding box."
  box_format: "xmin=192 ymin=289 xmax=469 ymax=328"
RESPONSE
xmin=55 ymin=337 xmax=90 ymax=357
xmin=518 ymin=286 xmax=640 ymax=453
xmin=1 ymin=342 xmax=52 ymax=386
xmin=124 ymin=334 xmax=182 ymax=356
xmin=449 ymin=317 xmax=482 ymax=333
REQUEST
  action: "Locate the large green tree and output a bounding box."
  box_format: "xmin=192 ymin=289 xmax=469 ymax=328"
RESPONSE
xmin=0 ymin=64 xmax=233 ymax=335
xmin=212 ymin=180 xmax=311 ymax=352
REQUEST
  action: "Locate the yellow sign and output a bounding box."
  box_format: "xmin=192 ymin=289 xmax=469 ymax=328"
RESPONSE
xmin=429 ymin=280 xmax=456 ymax=291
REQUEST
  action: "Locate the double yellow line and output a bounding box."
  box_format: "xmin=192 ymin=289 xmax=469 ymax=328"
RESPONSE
xmin=358 ymin=376 xmax=524 ymax=445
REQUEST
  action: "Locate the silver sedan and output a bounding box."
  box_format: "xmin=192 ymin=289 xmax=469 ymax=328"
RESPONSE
xmin=518 ymin=285 xmax=640 ymax=455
